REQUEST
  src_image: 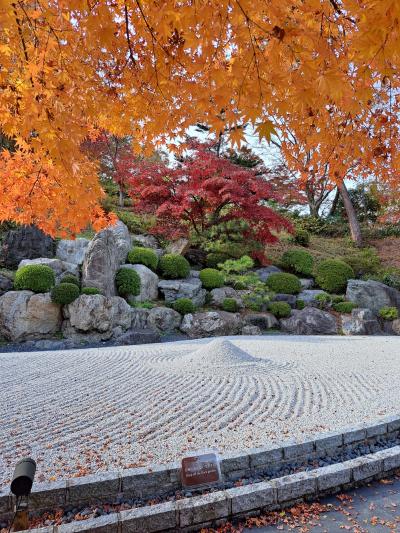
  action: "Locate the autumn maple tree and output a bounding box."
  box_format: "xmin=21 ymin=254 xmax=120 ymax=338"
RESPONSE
xmin=0 ymin=1 xmax=399 ymax=235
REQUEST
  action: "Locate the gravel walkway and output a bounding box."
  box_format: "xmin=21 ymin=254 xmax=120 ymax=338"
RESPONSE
xmin=1 ymin=335 xmax=399 ymax=492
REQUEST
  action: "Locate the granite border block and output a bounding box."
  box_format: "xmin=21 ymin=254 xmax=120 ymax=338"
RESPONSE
xmin=274 ymin=471 xmax=317 ymax=503
xmin=351 ymin=455 xmax=383 ymax=481
xmin=177 ymin=491 xmax=230 ymax=527
xmin=317 ymin=463 xmax=352 ymax=491
xmin=342 ymin=423 xmax=367 ymax=444
xmin=248 ymin=445 xmax=283 ymax=469
xmin=315 ymin=431 xmax=343 ymax=451
xmin=67 ymin=472 xmax=121 ymax=504
xmin=227 ymin=482 xmax=276 ymax=514
xmin=366 ymin=422 xmax=387 ymax=438
xmin=120 ymin=501 xmax=177 ymax=532
xmin=30 ymin=480 xmax=67 ymax=510
xmin=283 ymin=439 xmax=314 ymax=460
xmin=55 ymin=513 xmax=119 ymax=532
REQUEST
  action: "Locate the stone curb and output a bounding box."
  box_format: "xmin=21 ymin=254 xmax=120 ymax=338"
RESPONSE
xmin=1 ymin=414 xmax=400 ymax=518
xmin=11 ymin=445 xmax=400 ymax=532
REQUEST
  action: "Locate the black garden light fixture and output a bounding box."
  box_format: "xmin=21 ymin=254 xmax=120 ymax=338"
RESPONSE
xmin=9 ymin=458 xmax=36 ymax=532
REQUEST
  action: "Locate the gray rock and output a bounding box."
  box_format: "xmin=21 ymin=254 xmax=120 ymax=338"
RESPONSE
xmin=298 ymin=289 xmax=327 ymax=306
xmin=346 ymin=279 xmax=400 ymax=315
xmin=82 ymin=221 xmax=131 ymax=296
xmin=114 ymin=329 xmax=161 ymax=345
xmin=280 ymin=307 xmax=338 ymax=335
xmin=389 ymin=319 xmax=400 ymax=335
xmin=131 ymin=308 xmax=151 ymax=329
xmin=299 ymin=278 xmax=314 ymax=290
xmin=189 ymin=270 xmax=200 ymax=278
xmin=56 ymin=238 xmax=90 ymax=265
xmin=274 ymin=293 xmax=297 ymax=308
xmin=241 ymin=325 xmax=262 ymax=335
xmin=147 ymin=307 xmax=182 ymax=332
xmin=0 ymin=291 xmax=61 ymax=341
xmin=255 ymin=266 xmax=282 ymax=282
xmin=342 ymin=308 xmax=382 ymax=336
xmin=165 ymin=238 xmax=190 ymax=256
xmin=131 ymin=234 xmax=159 ymax=249
xmin=0 ymin=274 xmax=13 ymax=295
xmin=62 ymin=294 xmax=132 ymax=341
xmin=158 ymin=278 xmax=206 ymax=306
xmin=1 ymin=225 xmax=55 ymax=268
xmin=244 ymin=312 xmax=279 ymax=330
xmin=180 ymin=311 xmax=243 ymax=338
xmin=210 ymin=287 xmax=244 ymax=308
xmin=19 ymin=257 xmax=79 ymax=282
xmin=122 ymin=264 xmax=159 ymax=302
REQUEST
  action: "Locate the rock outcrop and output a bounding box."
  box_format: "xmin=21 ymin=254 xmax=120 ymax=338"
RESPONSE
xmin=341 ymin=308 xmax=382 ymax=336
xmin=346 ymin=279 xmax=400 ymax=315
xmin=180 ymin=311 xmax=243 ymax=338
xmin=1 ymin=225 xmax=55 ymax=268
xmin=158 ymin=277 xmax=206 ymax=306
xmin=56 ymin=238 xmax=90 ymax=265
xmin=19 ymin=258 xmax=79 ymax=282
xmin=280 ymin=307 xmax=338 ymax=335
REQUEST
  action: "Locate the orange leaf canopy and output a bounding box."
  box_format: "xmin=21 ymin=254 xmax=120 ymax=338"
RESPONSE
xmin=0 ymin=0 xmax=399 ymax=235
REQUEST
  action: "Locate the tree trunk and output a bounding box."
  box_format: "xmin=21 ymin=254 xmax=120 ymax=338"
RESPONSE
xmin=338 ymin=181 xmax=363 ymax=247
xmin=118 ymin=184 xmax=124 ymax=207
xmin=328 ymin=187 xmax=340 ymax=217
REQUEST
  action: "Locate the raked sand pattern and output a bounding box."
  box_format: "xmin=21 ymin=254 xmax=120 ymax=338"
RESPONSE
xmin=1 ymin=335 xmax=400 ymax=491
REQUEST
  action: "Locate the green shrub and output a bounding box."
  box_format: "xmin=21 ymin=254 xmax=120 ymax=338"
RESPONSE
xmin=333 ymin=301 xmax=358 ymax=314
xmin=51 ymin=283 xmax=80 ymax=305
xmin=159 ymin=254 xmax=190 ymax=279
xmin=173 ymin=298 xmax=195 ymax=315
xmin=60 ymin=274 xmax=80 ymax=287
xmin=199 ymin=268 xmax=225 ymax=289
xmin=131 ymin=300 xmax=155 ymax=309
xmin=293 ymin=229 xmax=310 ymax=247
xmin=266 ymin=272 xmax=301 ymax=294
xmin=363 ymin=268 xmax=400 ymax=291
xmin=296 ymin=299 xmax=305 ymax=310
xmin=14 ymin=265 xmax=55 ymax=293
xmin=206 ymin=252 xmax=230 ymax=268
xmin=341 ymin=247 xmax=380 ymax=276
xmin=127 ymin=246 xmax=158 ymax=271
xmin=115 ymin=267 xmax=141 ymax=296
xmin=315 ymin=292 xmax=332 ymax=304
xmin=219 ymin=255 xmax=254 ymax=274
xmin=314 ymin=259 xmax=354 ymax=293
xmin=379 ymin=306 xmax=399 ymax=321
xmin=222 ymin=298 xmax=238 ymax=312
xmin=115 ymin=210 xmax=150 ymax=233
xmin=242 ymin=283 xmax=274 ymax=311
xmin=331 ymin=294 xmax=345 ymax=304
xmin=81 ymin=287 xmax=101 ymax=295
xmin=268 ymin=301 xmax=292 ymax=318
xmin=281 ymin=250 xmax=313 ymax=276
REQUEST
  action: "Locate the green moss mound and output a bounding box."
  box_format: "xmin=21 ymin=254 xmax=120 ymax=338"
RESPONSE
xmin=199 ymin=268 xmax=225 ymax=289
xmin=81 ymin=287 xmax=101 ymax=295
xmin=379 ymin=306 xmax=399 ymax=321
xmin=51 ymin=283 xmax=80 ymax=305
xmin=206 ymin=252 xmax=230 ymax=268
xmin=115 ymin=267 xmax=141 ymax=296
xmin=127 ymin=247 xmax=158 ymax=271
xmin=173 ymin=298 xmax=195 ymax=315
xmin=266 ymin=272 xmax=301 ymax=295
xmin=314 ymin=259 xmax=354 ymax=293
xmin=268 ymin=301 xmax=292 ymax=318
xmin=333 ymin=301 xmax=358 ymax=314
xmin=14 ymin=265 xmax=55 ymax=293
xmin=281 ymin=249 xmax=314 ymax=276
xmin=222 ymin=298 xmax=238 ymax=312
xmin=60 ymin=274 xmax=80 ymax=287
xmin=159 ymin=254 xmax=190 ymax=279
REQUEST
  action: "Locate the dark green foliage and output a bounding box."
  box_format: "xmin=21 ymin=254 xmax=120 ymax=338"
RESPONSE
xmin=266 ymin=272 xmax=301 ymax=294
xmin=206 ymin=252 xmax=231 ymax=268
xmin=14 ymin=265 xmax=55 ymax=293
xmin=293 ymin=229 xmax=310 ymax=247
xmin=242 ymin=283 xmax=273 ymax=311
xmin=115 ymin=267 xmax=141 ymax=296
xmin=341 ymin=247 xmax=380 ymax=276
xmin=379 ymin=306 xmax=399 ymax=321
xmin=199 ymin=268 xmax=225 ymax=289
xmin=81 ymin=287 xmax=101 ymax=295
xmin=60 ymin=274 xmax=80 ymax=287
xmin=159 ymin=254 xmax=190 ymax=279
xmin=173 ymin=298 xmax=195 ymax=315
xmin=314 ymin=259 xmax=354 ymax=293
xmin=268 ymin=301 xmax=292 ymax=318
xmin=131 ymin=300 xmax=155 ymax=309
xmin=281 ymin=250 xmax=313 ymax=276
xmin=363 ymin=268 xmax=400 ymax=291
xmin=295 ymin=216 xmax=348 ymax=237
xmin=333 ymin=301 xmax=358 ymax=314
xmin=115 ymin=210 xmax=150 ymax=233
xmin=127 ymin=246 xmax=158 ymax=271
xmin=222 ymin=298 xmax=238 ymax=312
xmin=331 ymin=294 xmax=345 ymax=304
xmin=219 ymin=255 xmax=254 ymax=274
xmin=51 ymin=283 xmax=80 ymax=305
xmin=296 ymin=299 xmax=305 ymax=310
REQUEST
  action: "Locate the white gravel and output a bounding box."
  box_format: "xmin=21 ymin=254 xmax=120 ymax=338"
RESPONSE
xmin=1 ymin=335 xmax=400 ymax=492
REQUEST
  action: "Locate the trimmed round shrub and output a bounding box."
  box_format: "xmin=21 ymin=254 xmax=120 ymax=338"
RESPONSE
xmin=60 ymin=274 xmax=80 ymax=287
xmin=206 ymin=252 xmax=230 ymax=268
xmin=127 ymin=246 xmax=158 ymax=271
xmin=379 ymin=306 xmax=399 ymax=321
xmin=294 ymin=229 xmax=310 ymax=247
xmin=51 ymin=283 xmax=80 ymax=305
xmin=266 ymin=272 xmax=301 ymax=295
xmin=159 ymin=254 xmax=190 ymax=279
xmin=173 ymin=298 xmax=195 ymax=315
xmin=199 ymin=268 xmax=225 ymax=289
xmin=222 ymin=298 xmax=238 ymax=312
xmin=14 ymin=265 xmax=55 ymax=293
xmin=268 ymin=301 xmax=292 ymax=318
xmin=115 ymin=267 xmax=141 ymax=296
xmin=296 ymin=299 xmax=305 ymax=310
xmin=281 ymin=250 xmax=313 ymax=276
xmin=314 ymin=259 xmax=354 ymax=293
xmin=333 ymin=301 xmax=358 ymax=314
xmin=81 ymin=287 xmax=101 ymax=295
xmin=331 ymin=294 xmax=345 ymax=304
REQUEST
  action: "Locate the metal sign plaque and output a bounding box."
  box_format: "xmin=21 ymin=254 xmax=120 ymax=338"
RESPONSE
xmin=181 ymin=452 xmax=222 ymax=488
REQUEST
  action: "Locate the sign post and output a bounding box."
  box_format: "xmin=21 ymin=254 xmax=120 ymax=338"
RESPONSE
xmin=181 ymin=451 xmax=222 ymax=489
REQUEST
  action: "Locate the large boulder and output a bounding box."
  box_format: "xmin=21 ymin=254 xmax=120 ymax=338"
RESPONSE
xmin=131 ymin=308 xmax=151 ymax=329
xmin=180 ymin=311 xmax=243 ymax=338
xmin=56 ymin=238 xmax=90 ymax=265
xmin=147 ymin=307 xmax=182 ymax=332
xmin=114 ymin=329 xmax=161 ymax=345
xmin=158 ymin=278 xmax=206 ymax=306
xmin=1 ymin=225 xmax=55 ymax=268
xmin=131 ymin=234 xmax=159 ymax=249
xmin=384 ymin=319 xmax=400 ymax=335
xmin=210 ymin=287 xmax=244 ymax=308
xmin=0 ymin=291 xmax=61 ymax=341
xmin=19 ymin=258 xmax=79 ymax=282
xmin=244 ymin=312 xmax=279 ymax=330
xmin=280 ymin=307 xmax=338 ymax=335
xmin=62 ymin=294 xmax=132 ymax=341
xmin=298 ymin=289 xmax=327 ymax=306
xmin=81 ymin=221 xmax=131 ymax=296
xmin=122 ymin=264 xmax=159 ymax=302
xmin=299 ymin=278 xmax=314 ymax=290
xmin=342 ymin=308 xmax=382 ymax=336
xmin=0 ymin=274 xmax=13 ymax=296
xmin=274 ymin=293 xmax=297 ymax=308
xmin=165 ymin=238 xmax=190 ymax=256
xmin=255 ymin=266 xmax=282 ymax=282
xmin=346 ymin=279 xmax=400 ymax=315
